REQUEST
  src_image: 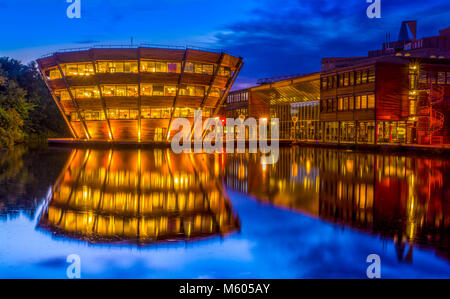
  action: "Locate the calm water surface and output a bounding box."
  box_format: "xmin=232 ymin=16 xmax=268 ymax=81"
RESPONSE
xmin=0 ymin=146 xmax=449 ymax=278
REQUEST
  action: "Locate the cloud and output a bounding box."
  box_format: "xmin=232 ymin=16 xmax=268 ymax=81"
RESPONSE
xmin=213 ymin=0 xmax=450 ymax=86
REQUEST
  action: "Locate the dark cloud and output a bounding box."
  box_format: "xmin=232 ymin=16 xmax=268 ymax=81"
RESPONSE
xmin=214 ymin=0 xmax=450 ymax=86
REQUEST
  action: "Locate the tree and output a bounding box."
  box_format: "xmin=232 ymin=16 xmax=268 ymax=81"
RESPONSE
xmin=0 ymin=57 xmax=69 ymax=147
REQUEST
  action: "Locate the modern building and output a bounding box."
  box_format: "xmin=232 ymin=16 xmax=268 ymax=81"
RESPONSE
xmin=320 ymin=56 xmax=450 ymax=146
xmin=226 ymin=22 xmax=450 ymax=147
xmin=37 ymin=46 xmax=243 ymax=142
xmin=227 ymin=73 xmax=321 ymax=140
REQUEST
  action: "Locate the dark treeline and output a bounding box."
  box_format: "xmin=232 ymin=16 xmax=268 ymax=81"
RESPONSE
xmin=0 ymin=57 xmax=69 ymax=148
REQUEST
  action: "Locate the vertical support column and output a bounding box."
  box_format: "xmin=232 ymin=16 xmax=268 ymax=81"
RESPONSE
xmin=54 ymin=54 xmax=91 ymax=139
xmin=212 ymin=57 xmax=244 ymax=117
xmin=190 ymin=53 xmax=226 ymax=138
xmin=37 ymin=64 xmax=78 ymax=139
xmin=137 ymin=48 xmax=142 ymax=142
xmin=88 ymin=50 xmax=114 ymax=140
xmin=374 ymin=120 xmax=378 ymax=145
xmin=166 ymin=49 xmax=189 ymax=141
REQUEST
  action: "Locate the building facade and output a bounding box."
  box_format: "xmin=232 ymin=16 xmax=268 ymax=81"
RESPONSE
xmin=226 ymin=23 xmax=450 ymax=147
xmin=37 ymin=46 xmax=243 ymax=142
xmin=227 ymin=73 xmax=321 ymax=141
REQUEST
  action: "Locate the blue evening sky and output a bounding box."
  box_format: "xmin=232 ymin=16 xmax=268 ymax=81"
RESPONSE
xmin=1 ymin=0 xmax=450 ymax=88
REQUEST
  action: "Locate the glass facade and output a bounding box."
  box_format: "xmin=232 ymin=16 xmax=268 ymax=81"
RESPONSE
xmin=96 ymin=61 xmax=139 ymax=73
xmin=102 ymin=85 xmax=139 ymax=97
xmin=321 ymin=68 xmax=376 ymax=90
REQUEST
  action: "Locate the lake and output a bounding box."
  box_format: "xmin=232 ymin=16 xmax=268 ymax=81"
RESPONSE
xmin=0 ymin=146 xmax=449 ymax=278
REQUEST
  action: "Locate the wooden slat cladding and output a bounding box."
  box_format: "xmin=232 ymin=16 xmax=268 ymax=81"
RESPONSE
xmin=110 ymin=120 xmax=139 ymax=140
xmin=61 ymin=100 xmax=76 ymax=112
xmin=141 ymin=96 xmax=174 ymax=108
xmin=186 ymin=49 xmax=220 ymax=64
xmin=376 ymin=63 xmax=409 ymax=121
xmin=71 ymin=122 xmax=86 ymax=138
xmin=86 ymin=121 xmax=110 ymax=139
xmin=249 ymin=92 xmax=269 ymax=119
xmin=182 ymin=73 xmax=212 ymax=85
xmin=49 ymin=79 xmax=66 ymax=90
xmin=140 ymin=48 xmax=185 ymax=61
xmin=37 ymin=56 xmax=57 ymax=69
xmin=321 ymin=109 xmax=376 ymax=122
xmin=321 ymin=83 xmax=376 ymax=98
xmin=141 ymin=119 xmax=170 ymax=140
xmin=90 ymin=49 xmax=138 ymax=60
xmin=175 ymin=96 xmax=203 ymax=107
xmin=96 ymin=73 xmax=139 ymax=85
xmin=212 ymin=76 xmax=229 ymax=89
xmin=105 ymin=97 xmax=139 ymax=109
xmin=77 ymin=99 xmax=104 ymax=110
xmin=222 ymin=54 xmax=241 ymax=69
xmin=56 ymin=51 xmax=91 ymax=63
xmin=203 ymin=96 xmax=220 ymax=108
xmin=140 ymin=72 xmax=179 ymax=84
xmin=66 ymin=76 xmax=97 ymax=87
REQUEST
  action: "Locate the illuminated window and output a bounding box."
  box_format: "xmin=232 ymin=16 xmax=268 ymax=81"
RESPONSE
xmin=71 ymin=87 xmax=100 ymax=99
xmin=127 ymin=85 xmax=138 ymax=97
xmin=154 ymin=128 xmax=164 ymax=141
xmin=62 ymin=63 xmax=94 ymax=76
xmin=218 ymin=67 xmax=231 ymax=76
xmin=83 ymin=110 xmax=105 ymax=121
xmin=367 ymin=94 xmax=375 ymax=108
xmin=349 ymin=72 xmax=355 ymax=86
xmin=361 ymin=70 xmax=368 ymax=84
xmin=102 ymin=85 xmax=138 ymax=97
xmin=179 ymin=85 xmax=205 ymax=97
xmin=438 ymin=72 xmax=446 ymax=84
xmin=152 ymin=85 xmax=164 ymax=96
xmin=355 ymin=96 xmax=361 ymax=109
xmin=70 ymin=112 xmax=80 ymax=121
xmin=185 ymin=62 xmax=214 ymax=75
xmin=107 ymin=109 xmax=138 ymax=120
xmin=47 ymin=68 xmax=61 ymax=80
xmin=141 ymin=61 xmax=170 ymax=73
xmin=361 ymin=95 xmax=368 ymax=109
xmin=141 ymin=84 xmax=152 ymax=96
xmin=355 ymin=71 xmax=361 ymax=85
xmin=210 ymin=88 xmax=221 ymax=97
xmin=338 ymin=97 xmax=343 ymax=111
xmin=96 ymin=61 xmax=138 ymax=73
xmin=368 ymin=68 xmax=375 ymax=83
xmin=349 ymin=97 xmax=354 ymax=110
xmin=343 ymin=97 xmax=349 ymax=110
xmin=419 ymin=71 xmax=427 ymax=84
xmin=167 ymin=62 xmax=180 ymax=73
xmin=116 ymin=85 xmax=127 ymax=96
xmin=164 ymin=85 xmax=177 ymax=96
xmin=55 ymin=90 xmax=70 ymax=101
xmin=344 ymin=73 xmax=349 ymax=86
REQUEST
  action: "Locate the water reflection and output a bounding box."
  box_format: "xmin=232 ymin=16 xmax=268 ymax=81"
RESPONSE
xmin=38 ymin=149 xmax=240 ymax=245
xmin=0 ymin=146 xmax=70 ymax=220
xmin=225 ymin=147 xmax=450 ymax=262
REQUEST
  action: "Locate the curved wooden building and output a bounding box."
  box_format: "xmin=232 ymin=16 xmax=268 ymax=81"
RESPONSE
xmin=36 ymin=46 xmax=243 ymax=141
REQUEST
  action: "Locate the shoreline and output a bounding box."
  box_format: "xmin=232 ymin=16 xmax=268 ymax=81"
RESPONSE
xmin=47 ymin=138 xmax=450 ymax=156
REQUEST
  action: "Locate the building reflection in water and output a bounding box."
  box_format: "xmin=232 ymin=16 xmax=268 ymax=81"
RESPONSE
xmin=225 ymin=147 xmax=450 ymax=262
xmin=38 ymin=149 xmax=240 ymax=245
